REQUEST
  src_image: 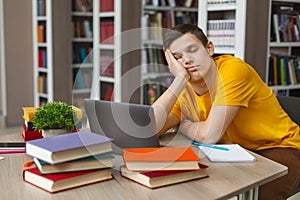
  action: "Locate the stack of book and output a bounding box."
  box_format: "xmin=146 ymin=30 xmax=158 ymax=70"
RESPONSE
xmin=23 ymin=131 xmax=114 ymax=193
xmin=22 ymin=107 xmax=43 ymax=141
xmin=121 ymin=146 xmax=209 ymax=189
xmin=21 ymin=105 xmax=83 ymax=141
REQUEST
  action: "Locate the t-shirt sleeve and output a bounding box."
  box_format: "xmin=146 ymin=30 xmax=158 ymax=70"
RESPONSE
xmin=213 ymin=61 xmax=256 ymax=107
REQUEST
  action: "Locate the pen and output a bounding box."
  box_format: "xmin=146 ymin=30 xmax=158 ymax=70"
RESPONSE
xmin=192 ymin=141 xmax=229 ymax=151
xmin=23 ymin=160 xmax=34 ymax=168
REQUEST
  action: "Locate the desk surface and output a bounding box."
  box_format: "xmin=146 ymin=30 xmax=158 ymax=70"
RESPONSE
xmin=0 ymin=132 xmax=288 ymax=200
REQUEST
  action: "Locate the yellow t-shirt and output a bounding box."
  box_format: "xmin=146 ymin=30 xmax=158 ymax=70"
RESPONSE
xmin=171 ymin=55 xmax=300 ymax=150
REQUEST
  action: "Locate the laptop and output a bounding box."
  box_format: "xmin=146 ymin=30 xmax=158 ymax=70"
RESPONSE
xmin=84 ymin=99 xmax=160 ymax=154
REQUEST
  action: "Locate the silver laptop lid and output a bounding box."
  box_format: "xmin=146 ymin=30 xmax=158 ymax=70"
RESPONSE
xmin=84 ymin=99 xmax=160 ymax=154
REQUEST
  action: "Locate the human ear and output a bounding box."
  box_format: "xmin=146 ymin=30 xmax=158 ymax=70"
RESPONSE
xmin=206 ymin=41 xmax=215 ymax=56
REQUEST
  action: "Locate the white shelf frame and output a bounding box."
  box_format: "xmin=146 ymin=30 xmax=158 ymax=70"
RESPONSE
xmin=71 ymin=3 xmax=93 ymax=103
xmin=32 ymin=0 xmax=53 ymax=106
xmin=91 ymin=0 xmax=122 ymax=102
xmin=0 ymin=0 xmax=6 ymax=116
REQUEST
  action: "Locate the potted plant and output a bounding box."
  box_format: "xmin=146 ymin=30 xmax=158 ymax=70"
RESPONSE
xmin=32 ymin=101 xmax=80 ymax=137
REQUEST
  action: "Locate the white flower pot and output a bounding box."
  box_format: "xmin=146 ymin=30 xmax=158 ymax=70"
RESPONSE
xmin=42 ymin=129 xmax=70 ymax=138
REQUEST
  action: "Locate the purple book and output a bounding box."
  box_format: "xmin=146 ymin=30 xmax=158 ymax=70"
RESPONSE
xmin=26 ymin=131 xmax=113 ymax=164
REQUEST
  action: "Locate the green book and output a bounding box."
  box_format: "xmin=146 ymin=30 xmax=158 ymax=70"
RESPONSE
xmin=34 ymin=153 xmax=114 ymax=174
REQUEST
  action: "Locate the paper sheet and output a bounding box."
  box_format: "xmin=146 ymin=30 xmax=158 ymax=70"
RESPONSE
xmin=199 ymin=144 xmax=256 ymax=162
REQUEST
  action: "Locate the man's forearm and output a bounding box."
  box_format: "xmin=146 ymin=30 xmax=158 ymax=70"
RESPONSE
xmin=152 ymin=75 xmax=188 ymax=133
xmin=179 ymin=120 xmax=204 ymax=142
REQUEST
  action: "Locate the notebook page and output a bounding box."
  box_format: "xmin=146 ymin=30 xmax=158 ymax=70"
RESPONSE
xmin=199 ymin=144 xmax=256 ymax=162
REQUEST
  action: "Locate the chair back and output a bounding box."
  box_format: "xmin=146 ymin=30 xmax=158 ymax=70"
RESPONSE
xmin=276 ymin=96 xmax=300 ymax=125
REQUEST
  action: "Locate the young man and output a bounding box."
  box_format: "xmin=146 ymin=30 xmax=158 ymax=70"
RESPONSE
xmin=152 ymin=24 xmax=300 ymax=199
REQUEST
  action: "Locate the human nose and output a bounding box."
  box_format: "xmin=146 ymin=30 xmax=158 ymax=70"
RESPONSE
xmin=181 ymin=55 xmax=193 ymax=65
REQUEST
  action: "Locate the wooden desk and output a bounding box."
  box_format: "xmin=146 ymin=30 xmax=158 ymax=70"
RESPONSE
xmin=0 ymin=133 xmax=287 ymax=200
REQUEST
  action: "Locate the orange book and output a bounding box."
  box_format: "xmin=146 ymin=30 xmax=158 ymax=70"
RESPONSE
xmin=37 ymin=25 xmax=44 ymax=43
xmin=123 ymin=146 xmax=200 ymax=171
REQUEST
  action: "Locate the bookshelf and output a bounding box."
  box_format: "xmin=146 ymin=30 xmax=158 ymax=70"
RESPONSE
xmin=266 ymin=0 xmax=300 ymax=96
xmin=32 ymin=0 xmax=52 ymax=106
xmin=198 ymin=0 xmax=246 ymax=60
xmin=141 ymin=0 xmax=199 ymax=105
xmin=32 ymin=0 xmax=71 ymax=107
xmin=70 ymin=0 xmax=141 ymax=123
xmin=91 ymin=0 xmax=121 ymax=102
xmin=90 ymin=0 xmax=141 ymax=104
xmin=71 ymin=0 xmax=93 ymax=110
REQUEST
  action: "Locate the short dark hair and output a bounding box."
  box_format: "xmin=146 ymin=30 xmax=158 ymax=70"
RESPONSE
xmin=163 ymin=24 xmax=208 ymax=50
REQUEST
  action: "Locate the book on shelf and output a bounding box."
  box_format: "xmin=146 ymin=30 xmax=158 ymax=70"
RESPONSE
xmin=37 ymin=25 xmax=45 ymax=43
xmin=122 ymin=146 xmax=200 ymax=171
xmin=104 ymin=87 xmax=114 ymax=101
xmin=100 ymin=0 xmax=114 ymax=12
xmin=198 ymin=144 xmax=256 ymax=163
xmin=26 ymin=131 xmax=113 ymax=164
xmin=271 ymin=8 xmax=300 ymax=43
xmin=143 ymin=81 xmax=169 ymax=105
xmin=100 ymin=20 xmax=114 ymax=44
xmin=72 ymin=47 xmax=93 ymax=64
xmin=100 ymin=55 xmax=114 ymax=77
xmin=268 ymin=54 xmax=300 ymax=86
xmin=73 ymin=0 xmax=93 ymax=12
xmin=207 ymin=19 xmax=235 ymax=49
xmin=73 ymin=20 xmax=93 ymax=38
xmin=120 ymin=163 xmax=208 ymax=189
xmin=38 ymin=74 xmax=48 ymax=93
xmin=33 ymin=153 xmax=114 ymax=174
xmin=23 ymin=167 xmax=113 ymax=193
xmin=38 ymin=49 xmax=47 ymax=68
xmin=74 ymin=70 xmax=85 ymax=89
xmin=37 ymin=0 xmax=46 ymax=16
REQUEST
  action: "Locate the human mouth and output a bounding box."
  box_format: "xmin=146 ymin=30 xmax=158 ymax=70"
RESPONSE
xmin=186 ymin=66 xmax=197 ymax=72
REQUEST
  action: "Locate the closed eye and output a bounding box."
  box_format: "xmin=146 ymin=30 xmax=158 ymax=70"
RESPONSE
xmin=188 ymin=45 xmax=198 ymax=53
xmin=172 ymin=54 xmax=182 ymax=60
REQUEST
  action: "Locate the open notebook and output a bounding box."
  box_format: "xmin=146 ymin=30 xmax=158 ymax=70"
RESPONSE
xmin=198 ymin=144 xmax=256 ymax=162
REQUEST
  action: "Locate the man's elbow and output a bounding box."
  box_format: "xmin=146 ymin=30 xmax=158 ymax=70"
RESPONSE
xmin=194 ymin=130 xmax=219 ymax=144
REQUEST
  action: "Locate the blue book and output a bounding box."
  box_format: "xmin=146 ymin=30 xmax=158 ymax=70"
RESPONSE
xmin=26 ymin=131 xmax=113 ymax=164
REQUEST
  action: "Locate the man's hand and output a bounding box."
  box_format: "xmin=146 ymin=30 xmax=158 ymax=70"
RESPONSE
xmin=164 ymin=49 xmax=190 ymax=81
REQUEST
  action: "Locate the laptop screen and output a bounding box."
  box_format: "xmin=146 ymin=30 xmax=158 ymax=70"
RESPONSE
xmin=84 ymin=99 xmax=160 ymax=154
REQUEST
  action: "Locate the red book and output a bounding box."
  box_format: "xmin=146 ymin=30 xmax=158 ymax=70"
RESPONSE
xmin=22 ymin=124 xmax=43 ymax=142
xmin=104 ymin=87 xmax=114 ymax=101
xmin=100 ymin=20 xmax=114 ymax=44
xmin=123 ymin=146 xmax=201 ymax=171
xmin=100 ymin=0 xmax=114 ymax=12
xmin=23 ymin=167 xmax=113 ymax=193
xmin=120 ymin=163 xmax=208 ymax=189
